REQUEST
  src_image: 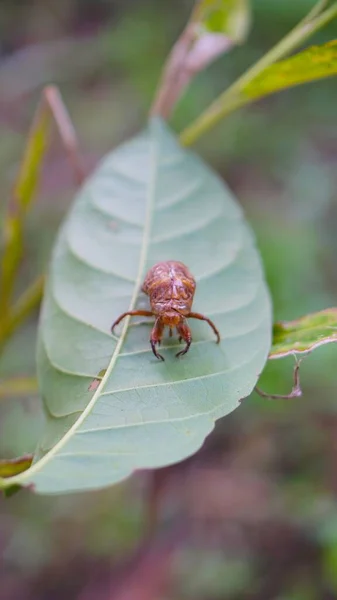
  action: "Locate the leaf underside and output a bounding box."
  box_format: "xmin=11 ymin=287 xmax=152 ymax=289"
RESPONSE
xmin=0 ymin=119 xmax=271 ymax=494
xmin=270 ymin=308 xmax=337 ymax=359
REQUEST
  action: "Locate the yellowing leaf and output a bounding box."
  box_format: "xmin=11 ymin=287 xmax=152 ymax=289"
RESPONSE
xmin=243 ymin=40 xmax=337 ymax=101
xmin=0 ymin=455 xmax=33 ymax=478
xmin=270 ymin=308 xmax=337 ymax=359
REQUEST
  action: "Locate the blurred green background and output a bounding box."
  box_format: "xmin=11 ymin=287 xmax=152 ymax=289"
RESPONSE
xmin=1 ymin=1 xmax=337 ymax=598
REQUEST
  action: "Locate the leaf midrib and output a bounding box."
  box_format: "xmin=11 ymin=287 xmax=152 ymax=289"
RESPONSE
xmin=6 ymin=127 xmax=158 ymax=487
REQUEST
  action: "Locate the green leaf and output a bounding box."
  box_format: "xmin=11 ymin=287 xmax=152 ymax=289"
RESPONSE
xmin=193 ymin=0 xmax=251 ymax=44
xmin=0 ymin=119 xmax=271 ymax=495
xmin=180 ymin=6 xmax=337 ymax=146
xmin=270 ymin=308 xmax=337 ymax=359
xmin=242 ymin=41 xmax=337 ymax=102
xmin=0 ymin=98 xmax=50 ymax=323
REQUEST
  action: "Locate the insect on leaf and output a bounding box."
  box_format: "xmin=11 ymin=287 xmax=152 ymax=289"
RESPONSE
xmin=0 ymin=119 xmax=272 ymax=495
xmin=270 ymin=308 xmax=337 ymax=359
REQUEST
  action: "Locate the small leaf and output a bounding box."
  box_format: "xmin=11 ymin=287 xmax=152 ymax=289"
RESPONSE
xmin=0 ymin=119 xmax=271 ymax=495
xmin=0 ymin=454 xmax=33 ymax=478
xmin=193 ymin=0 xmax=251 ymax=44
xmin=270 ymin=308 xmax=337 ymax=359
xmin=242 ymin=41 xmax=337 ymax=102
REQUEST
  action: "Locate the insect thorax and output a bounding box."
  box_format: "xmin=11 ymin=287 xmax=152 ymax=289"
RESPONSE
xmin=148 ymin=280 xmax=193 ymax=315
xmin=142 ymin=261 xmax=196 ymax=316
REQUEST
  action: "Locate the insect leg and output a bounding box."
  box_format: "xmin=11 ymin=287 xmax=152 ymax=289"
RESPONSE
xmin=150 ymin=318 xmax=165 ymax=361
xmin=111 ymin=310 xmax=153 ymax=333
xmin=176 ymin=321 xmax=192 ymax=357
xmin=188 ymin=312 xmax=220 ymax=343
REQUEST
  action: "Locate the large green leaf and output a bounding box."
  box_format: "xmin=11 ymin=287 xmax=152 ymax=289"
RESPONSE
xmin=0 ymin=119 xmax=271 ymax=495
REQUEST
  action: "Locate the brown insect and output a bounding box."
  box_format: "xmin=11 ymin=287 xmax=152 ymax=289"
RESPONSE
xmin=111 ymin=260 xmax=220 ymax=361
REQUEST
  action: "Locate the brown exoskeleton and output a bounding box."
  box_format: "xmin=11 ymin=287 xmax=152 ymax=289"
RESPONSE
xmin=111 ymin=260 xmax=220 ymax=361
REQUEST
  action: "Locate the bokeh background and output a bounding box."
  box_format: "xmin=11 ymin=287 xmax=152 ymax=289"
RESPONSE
xmin=1 ymin=1 xmax=337 ymax=598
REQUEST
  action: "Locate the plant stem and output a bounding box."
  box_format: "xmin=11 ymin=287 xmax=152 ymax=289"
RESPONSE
xmin=0 ymin=104 xmax=49 ymax=323
xmin=255 ymin=360 xmax=302 ymax=400
xmin=180 ymin=2 xmax=337 ymax=145
xmin=0 ymin=275 xmax=44 ymax=348
xmin=150 ymin=23 xmax=196 ymax=119
xmin=304 ymin=0 xmax=330 ymax=23
xmin=0 ymin=86 xmax=83 ymax=348
xmin=150 ymin=0 xmax=250 ymax=119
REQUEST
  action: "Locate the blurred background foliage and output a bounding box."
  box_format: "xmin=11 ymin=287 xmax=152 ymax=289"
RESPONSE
xmin=1 ymin=0 xmax=337 ymax=598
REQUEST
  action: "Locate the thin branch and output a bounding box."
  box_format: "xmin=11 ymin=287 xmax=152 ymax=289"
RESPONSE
xmin=255 ymin=359 xmax=303 ymax=400
xmin=303 ymin=0 xmax=330 ymax=23
xmin=150 ymin=23 xmax=197 ymax=119
xmin=43 ymin=85 xmax=85 ymax=186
